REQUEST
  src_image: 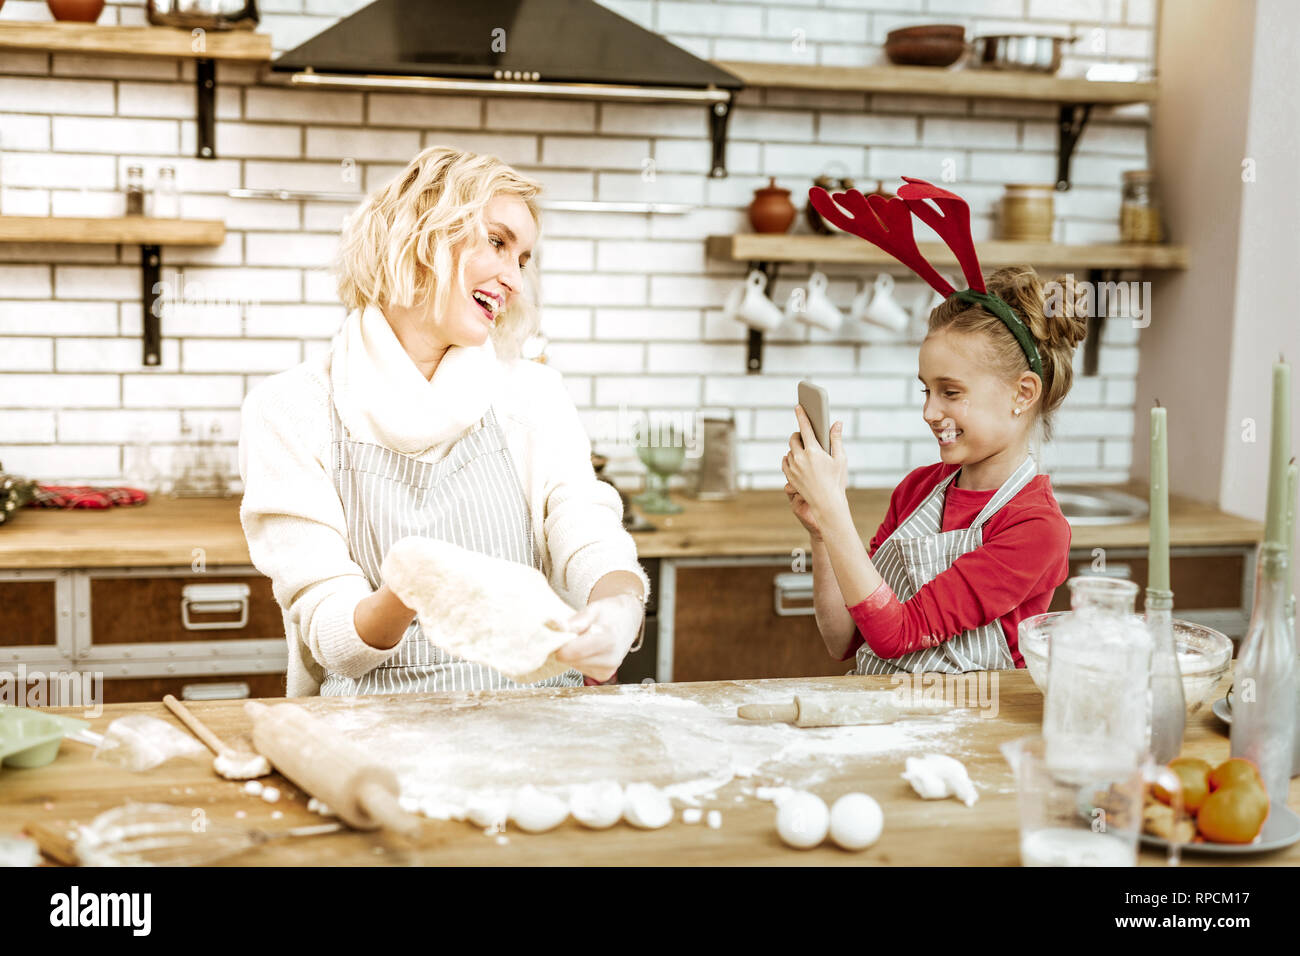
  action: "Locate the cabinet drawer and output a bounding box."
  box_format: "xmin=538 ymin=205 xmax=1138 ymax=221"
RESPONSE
xmin=0 ymin=579 xmax=58 ymax=647
xmin=87 ymin=571 xmax=281 ymax=644
xmin=97 ymin=673 xmax=286 ymax=704
xmin=672 ymin=562 xmax=846 ymax=682
xmin=1049 ymin=548 xmax=1250 ymax=613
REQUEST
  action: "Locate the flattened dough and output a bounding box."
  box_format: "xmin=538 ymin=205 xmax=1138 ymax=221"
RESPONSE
xmin=381 ymin=536 xmax=577 ymax=682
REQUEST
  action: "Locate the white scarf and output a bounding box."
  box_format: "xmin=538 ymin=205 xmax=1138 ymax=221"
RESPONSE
xmin=328 ymin=304 xmax=502 ymax=456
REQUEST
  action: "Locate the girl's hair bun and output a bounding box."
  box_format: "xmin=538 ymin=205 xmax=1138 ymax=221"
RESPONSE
xmin=927 ymin=265 xmax=1086 ymax=441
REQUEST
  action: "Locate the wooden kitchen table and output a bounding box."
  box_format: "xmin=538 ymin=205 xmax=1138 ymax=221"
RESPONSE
xmin=1 ymin=670 xmax=1291 ymax=867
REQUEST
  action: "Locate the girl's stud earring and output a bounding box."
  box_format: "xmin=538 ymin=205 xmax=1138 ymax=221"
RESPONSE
xmin=1013 ymin=407 xmax=1022 ymax=416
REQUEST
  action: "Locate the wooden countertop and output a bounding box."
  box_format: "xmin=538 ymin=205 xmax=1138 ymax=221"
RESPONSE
xmin=4 ymin=671 xmax=1291 ymax=866
xmin=0 ymin=484 xmax=1262 ymax=569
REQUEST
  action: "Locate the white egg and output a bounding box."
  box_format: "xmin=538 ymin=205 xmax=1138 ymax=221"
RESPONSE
xmin=465 ymin=792 xmax=511 ymax=830
xmin=569 ymin=781 xmax=624 ymax=829
xmin=829 ymin=793 xmax=883 ymax=851
xmin=624 ymin=783 xmax=673 ymax=829
xmin=509 ymin=786 xmax=569 ymax=833
xmin=775 ymin=791 xmax=829 ymax=850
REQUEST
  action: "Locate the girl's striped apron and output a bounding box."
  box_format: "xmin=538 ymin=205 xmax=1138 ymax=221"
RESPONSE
xmin=854 ymin=456 xmax=1036 ymax=675
xmin=318 ymin=383 xmax=583 ymax=696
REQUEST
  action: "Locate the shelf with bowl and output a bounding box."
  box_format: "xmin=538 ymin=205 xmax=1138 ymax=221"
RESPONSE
xmin=712 ymin=59 xmax=1155 ymax=195
xmin=0 ymin=22 xmax=272 ymax=159
xmin=0 ymin=215 xmax=227 ymax=366
xmin=707 ymin=233 xmax=1187 ymax=373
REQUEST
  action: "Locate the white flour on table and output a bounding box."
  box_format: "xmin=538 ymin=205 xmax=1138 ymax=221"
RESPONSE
xmin=303 ymin=683 xmax=979 ymax=819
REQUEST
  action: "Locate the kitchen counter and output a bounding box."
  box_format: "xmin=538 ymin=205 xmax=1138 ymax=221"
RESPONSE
xmin=0 ymin=484 xmax=1264 ymax=569
xmin=4 ymin=670 xmax=1289 ymax=866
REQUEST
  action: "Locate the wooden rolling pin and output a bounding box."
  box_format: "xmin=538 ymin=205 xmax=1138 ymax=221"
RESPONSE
xmin=737 ymin=691 xmax=953 ymax=727
xmin=244 ymin=701 xmax=420 ymax=837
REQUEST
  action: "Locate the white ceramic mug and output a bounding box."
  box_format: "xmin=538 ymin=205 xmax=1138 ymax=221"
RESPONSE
xmin=852 ymin=273 xmax=911 ymax=332
xmin=911 ymin=287 xmax=946 ymax=328
xmin=724 ymin=269 xmax=784 ymax=332
xmin=785 ymin=271 xmax=843 ymax=333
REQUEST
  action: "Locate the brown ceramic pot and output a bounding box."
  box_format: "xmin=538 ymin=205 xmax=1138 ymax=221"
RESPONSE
xmin=748 ymin=178 xmax=797 ymax=234
xmin=47 ymin=0 xmax=106 ymax=22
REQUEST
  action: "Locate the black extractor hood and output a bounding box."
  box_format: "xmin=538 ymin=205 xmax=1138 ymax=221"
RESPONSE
xmin=272 ymin=0 xmax=743 ymax=176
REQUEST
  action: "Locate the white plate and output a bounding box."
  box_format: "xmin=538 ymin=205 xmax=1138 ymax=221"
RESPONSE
xmin=1139 ymin=803 xmax=1300 ymax=856
xmin=1212 ymin=695 xmax=1232 ymax=726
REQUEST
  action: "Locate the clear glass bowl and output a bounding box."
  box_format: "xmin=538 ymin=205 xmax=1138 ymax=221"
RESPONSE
xmin=1020 ymin=612 xmax=1232 ymax=714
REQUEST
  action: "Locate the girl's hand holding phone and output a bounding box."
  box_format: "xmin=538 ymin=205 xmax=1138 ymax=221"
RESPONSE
xmin=783 ymin=406 xmax=849 ymax=535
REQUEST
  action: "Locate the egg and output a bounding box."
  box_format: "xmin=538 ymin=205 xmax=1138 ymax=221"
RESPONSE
xmin=569 ymin=781 xmax=624 ymax=829
xmin=829 ymin=793 xmax=883 ymax=851
xmin=624 ymin=783 xmax=673 ymax=829
xmin=775 ymin=791 xmax=829 ymax=849
xmin=508 ymin=785 xmax=569 ymax=833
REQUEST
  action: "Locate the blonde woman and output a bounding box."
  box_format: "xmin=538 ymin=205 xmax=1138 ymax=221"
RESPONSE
xmin=239 ymin=146 xmax=648 ymax=697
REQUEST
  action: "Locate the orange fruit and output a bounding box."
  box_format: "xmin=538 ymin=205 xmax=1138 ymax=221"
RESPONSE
xmin=1208 ymin=757 xmax=1264 ymax=792
xmin=1153 ymin=759 xmax=1210 ymax=813
xmin=1196 ymin=783 xmax=1269 ymax=843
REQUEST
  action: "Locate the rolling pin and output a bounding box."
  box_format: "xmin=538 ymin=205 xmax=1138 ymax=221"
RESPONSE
xmin=737 ymin=691 xmax=953 ymax=727
xmin=244 ymin=701 xmax=420 ymax=838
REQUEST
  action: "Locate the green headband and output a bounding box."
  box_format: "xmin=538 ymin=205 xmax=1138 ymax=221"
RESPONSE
xmin=950 ymin=289 xmax=1043 ymax=379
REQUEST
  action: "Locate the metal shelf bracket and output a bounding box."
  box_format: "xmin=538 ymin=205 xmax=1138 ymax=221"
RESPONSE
xmin=745 ymin=260 xmax=779 ymax=373
xmin=141 ymin=244 xmax=162 ymax=367
xmin=196 ymin=57 xmax=216 ymax=159
xmin=1056 ymin=102 xmax=1094 ymax=191
xmin=709 ymin=96 xmax=733 ymax=179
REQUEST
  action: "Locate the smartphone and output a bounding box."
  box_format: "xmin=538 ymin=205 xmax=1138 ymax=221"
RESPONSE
xmin=797 ymin=380 xmax=830 ymax=451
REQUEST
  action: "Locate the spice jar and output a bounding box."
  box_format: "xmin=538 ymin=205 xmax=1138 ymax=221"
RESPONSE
xmin=153 ymin=165 xmax=179 ymax=218
xmin=1120 ymin=170 xmax=1163 ymax=243
xmin=124 ymin=164 xmax=146 ymax=216
xmin=999 ymin=183 xmax=1055 ymax=242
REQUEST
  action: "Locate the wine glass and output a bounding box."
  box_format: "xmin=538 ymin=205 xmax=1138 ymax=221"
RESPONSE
xmin=633 ymin=417 xmax=686 ymax=514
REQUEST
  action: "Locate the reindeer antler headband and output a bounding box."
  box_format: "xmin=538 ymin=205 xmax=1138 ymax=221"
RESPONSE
xmin=808 ymin=176 xmax=1042 ymax=379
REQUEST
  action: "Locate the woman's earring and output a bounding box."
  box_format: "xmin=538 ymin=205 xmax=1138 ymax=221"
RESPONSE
xmin=1013 ymin=406 xmax=1022 ymax=416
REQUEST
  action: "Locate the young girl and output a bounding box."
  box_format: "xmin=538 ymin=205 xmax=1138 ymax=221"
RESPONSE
xmin=782 ymin=179 xmax=1086 ymax=674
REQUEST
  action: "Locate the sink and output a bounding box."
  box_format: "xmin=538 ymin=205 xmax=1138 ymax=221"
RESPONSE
xmin=1051 ymin=485 xmax=1148 ymax=526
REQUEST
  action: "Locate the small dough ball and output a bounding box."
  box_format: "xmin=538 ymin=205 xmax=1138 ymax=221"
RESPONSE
xmin=706 ymin=810 xmax=722 ymax=830
xmin=624 ymin=783 xmax=673 ymax=829
xmin=260 ymin=786 xmax=280 ymax=804
xmin=681 ymin=807 xmax=703 ymax=825
xmin=243 ymin=780 xmax=263 ymax=797
xmin=509 ymin=786 xmax=569 ymax=834
xmin=776 ymin=792 xmax=829 ymax=850
xmin=466 ymin=793 xmax=511 ymax=830
xmin=569 ymin=781 xmax=624 ymax=829
xmin=829 ymin=793 xmax=883 ymax=851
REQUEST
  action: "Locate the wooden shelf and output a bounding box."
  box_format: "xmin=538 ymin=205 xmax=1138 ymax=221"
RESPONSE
xmin=0 ymin=216 xmax=224 ymax=367
xmin=0 ymin=22 xmax=271 ymax=61
xmin=713 ymin=61 xmax=1157 ymax=105
xmin=707 ymin=234 xmax=1188 ymax=271
xmin=0 ymin=216 xmax=225 ymax=246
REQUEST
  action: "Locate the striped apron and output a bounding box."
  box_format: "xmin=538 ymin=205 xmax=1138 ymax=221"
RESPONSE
xmin=855 ymin=455 xmax=1036 ymax=675
xmin=318 ymin=384 xmax=583 ymax=696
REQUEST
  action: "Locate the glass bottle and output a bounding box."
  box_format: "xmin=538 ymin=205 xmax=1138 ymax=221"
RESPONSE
xmin=123 ymin=425 xmax=162 ymax=495
xmin=1120 ymin=170 xmax=1163 ymax=243
xmin=1145 ymin=587 xmax=1186 ymax=764
xmin=153 ymin=166 xmax=179 ymax=218
xmin=1231 ymin=543 xmax=1296 ymax=803
xmin=1043 ymin=576 xmax=1152 ymax=784
xmin=125 ymin=165 xmax=146 ymax=216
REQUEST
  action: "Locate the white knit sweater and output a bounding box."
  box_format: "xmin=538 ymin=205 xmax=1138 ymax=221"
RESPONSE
xmin=238 ymin=305 xmax=649 ymax=697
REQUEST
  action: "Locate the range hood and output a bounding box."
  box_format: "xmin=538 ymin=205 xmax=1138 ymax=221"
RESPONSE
xmin=272 ymin=0 xmax=743 ymax=176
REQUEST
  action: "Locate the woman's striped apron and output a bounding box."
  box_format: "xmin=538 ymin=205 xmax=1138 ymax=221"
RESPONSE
xmin=854 ymin=455 xmax=1036 ymax=675
xmin=319 ymin=382 xmax=583 ymax=696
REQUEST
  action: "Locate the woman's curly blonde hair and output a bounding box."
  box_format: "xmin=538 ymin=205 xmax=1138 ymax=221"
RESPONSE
xmin=333 ymin=145 xmax=543 ymax=359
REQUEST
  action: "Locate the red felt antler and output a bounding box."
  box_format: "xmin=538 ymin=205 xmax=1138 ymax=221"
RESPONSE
xmin=807 ymin=176 xmax=986 ymax=296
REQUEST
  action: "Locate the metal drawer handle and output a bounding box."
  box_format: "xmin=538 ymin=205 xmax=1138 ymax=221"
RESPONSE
xmin=773 ymin=572 xmax=816 ymax=617
xmin=180 ymin=583 xmax=250 ymax=631
xmin=182 ymin=681 xmax=251 ymax=701
xmin=1072 ymin=563 xmax=1132 ymax=580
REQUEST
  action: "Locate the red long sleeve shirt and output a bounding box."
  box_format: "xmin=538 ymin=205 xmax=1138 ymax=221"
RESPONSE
xmin=843 ymin=462 xmax=1071 ymax=668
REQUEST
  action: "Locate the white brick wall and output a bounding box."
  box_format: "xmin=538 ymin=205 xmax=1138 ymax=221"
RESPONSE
xmin=0 ymin=0 xmax=1153 ymax=485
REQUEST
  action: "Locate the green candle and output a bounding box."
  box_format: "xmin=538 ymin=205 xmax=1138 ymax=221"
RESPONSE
xmin=1265 ymin=359 xmax=1291 ymax=547
xmin=1149 ymin=402 xmax=1170 ymax=592
xmin=1286 ymin=457 xmax=1297 ymax=565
